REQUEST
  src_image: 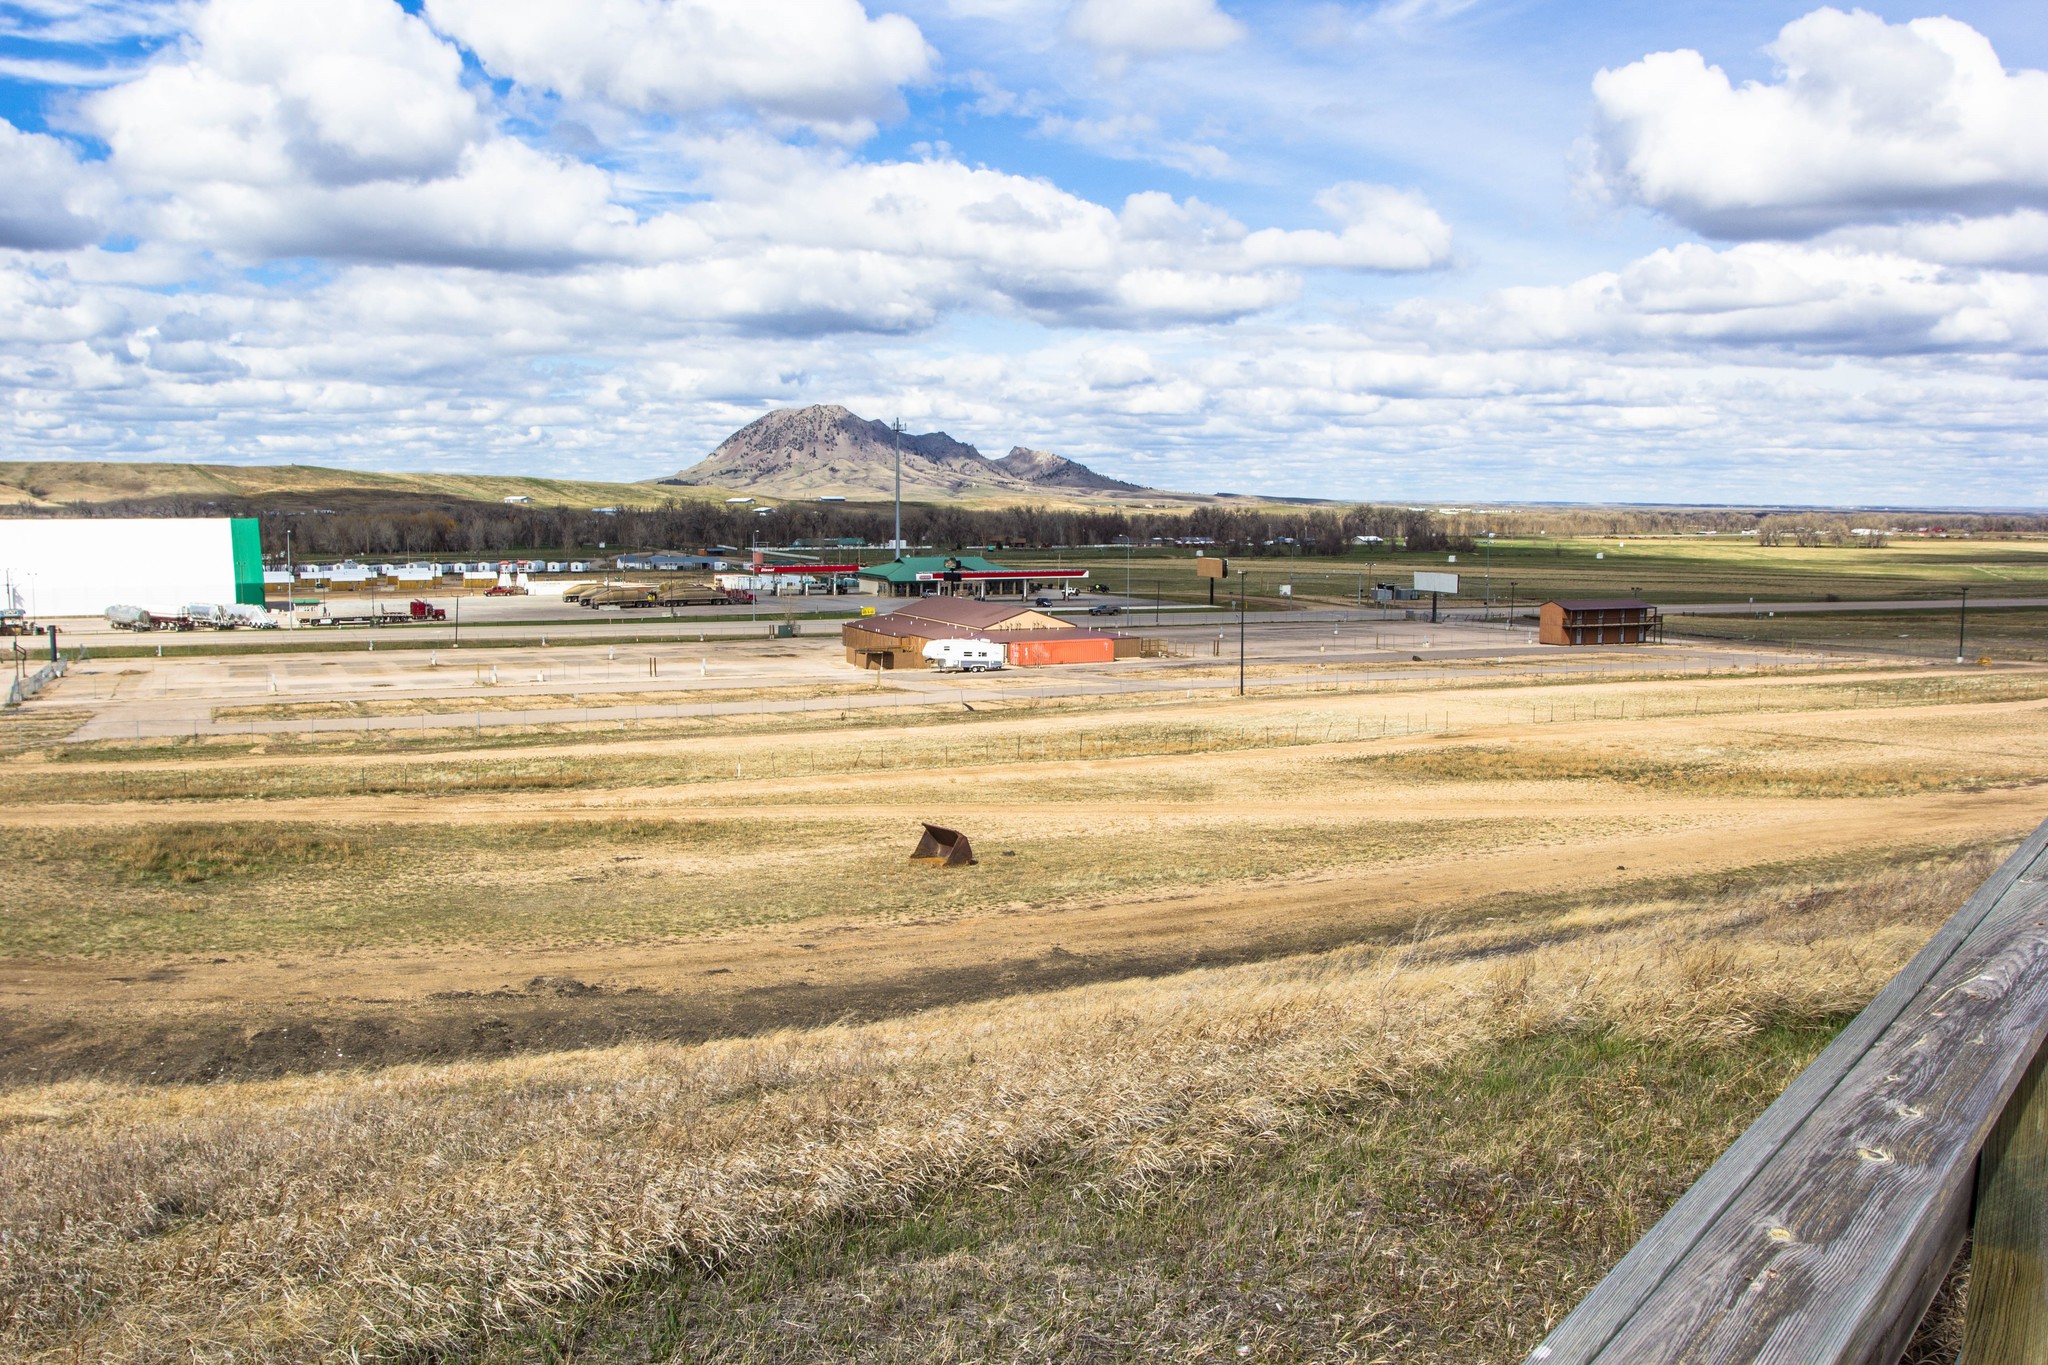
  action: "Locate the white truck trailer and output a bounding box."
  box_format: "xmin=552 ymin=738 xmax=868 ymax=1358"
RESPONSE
xmin=922 ymin=639 xmax=1006 ymax=672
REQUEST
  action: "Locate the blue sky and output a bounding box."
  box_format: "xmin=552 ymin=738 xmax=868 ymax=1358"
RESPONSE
xmin=1 ymin=0 xmax=2046 ymax=505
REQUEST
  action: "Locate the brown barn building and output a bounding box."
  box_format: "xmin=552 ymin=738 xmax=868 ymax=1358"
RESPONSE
xmin=842 ymin=598 xmax=1135 ymax=669
xmin=1538 ymin=598 xmax=1659 ymax=646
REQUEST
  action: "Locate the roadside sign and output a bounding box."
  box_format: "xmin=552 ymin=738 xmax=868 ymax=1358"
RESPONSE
xmin=1414 ymin=571 xmax=1459 ymax=594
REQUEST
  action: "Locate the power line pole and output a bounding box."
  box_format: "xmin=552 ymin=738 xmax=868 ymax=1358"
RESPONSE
xmin=1957 ymin=585 xmax=1969 ymax=664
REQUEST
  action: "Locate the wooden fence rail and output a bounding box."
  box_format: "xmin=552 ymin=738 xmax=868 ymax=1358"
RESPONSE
xmin=1529 ymin=817 xmax=2048 ymax=1364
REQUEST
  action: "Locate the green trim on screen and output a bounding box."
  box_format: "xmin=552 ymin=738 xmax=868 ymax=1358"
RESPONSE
xmin=231 ymin=518 xmax=266 ymax=605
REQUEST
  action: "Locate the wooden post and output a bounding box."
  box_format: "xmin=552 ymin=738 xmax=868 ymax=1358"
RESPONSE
xmin=1963 ymin=1043 xmax=2048 ymax=1362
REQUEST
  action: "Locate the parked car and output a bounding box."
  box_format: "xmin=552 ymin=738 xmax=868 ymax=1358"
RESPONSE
xmin=1087 ymin=603 xmax=1124 ymax=616
xmin=1032 ymin=595 xmax=1055 ymax=607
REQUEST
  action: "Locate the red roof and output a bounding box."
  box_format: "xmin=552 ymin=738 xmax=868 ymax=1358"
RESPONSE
xmin=846 ymin=617 xmax=1119 ymax=644
xmin=880 ymin=598 xmax=1049 ymax=630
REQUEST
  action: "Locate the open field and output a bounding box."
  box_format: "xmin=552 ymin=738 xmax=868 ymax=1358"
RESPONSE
xmin=1668 ymin=604 xmax=2048 ymax=661
xmin=2 ymin=622 xmax=2044 ymax=1359
xmin=1010 ymin=535 xmax=2048 ymax=609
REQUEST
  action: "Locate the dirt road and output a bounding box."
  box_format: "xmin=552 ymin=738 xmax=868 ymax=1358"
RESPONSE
xmin=5 ymin=784 xmax=2036 ymax=1085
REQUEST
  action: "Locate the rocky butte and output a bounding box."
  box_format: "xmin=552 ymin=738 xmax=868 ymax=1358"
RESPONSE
xmin=662 ymin=405 xmax=1155 ymax=501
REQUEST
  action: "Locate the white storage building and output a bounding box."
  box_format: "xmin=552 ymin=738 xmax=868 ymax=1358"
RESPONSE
xmin=0 ymin=517 xmax=265 ymax=617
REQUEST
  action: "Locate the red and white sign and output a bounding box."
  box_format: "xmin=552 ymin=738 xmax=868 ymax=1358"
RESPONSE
xmin=756 ymin=563 xmax=859 ymax=574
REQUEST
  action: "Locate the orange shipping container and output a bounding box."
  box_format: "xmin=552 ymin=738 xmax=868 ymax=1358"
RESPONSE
xmin=1004 ymin=636 xmax=1115 ymax=666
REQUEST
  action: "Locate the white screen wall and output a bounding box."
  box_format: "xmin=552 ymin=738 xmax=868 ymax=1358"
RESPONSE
xmin=0 ymin=519 xmax=238 ymax=617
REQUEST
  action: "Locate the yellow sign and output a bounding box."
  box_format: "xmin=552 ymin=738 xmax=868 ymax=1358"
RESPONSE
xmin=860 ymin=606 xmax=877 ymax=616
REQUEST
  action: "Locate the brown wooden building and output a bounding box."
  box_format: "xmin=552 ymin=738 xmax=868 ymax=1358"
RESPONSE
xmin=1538 ymin=597 xmax=1659 ymax=646
xmin=841 ymin=598 xmax=1135 ymax=669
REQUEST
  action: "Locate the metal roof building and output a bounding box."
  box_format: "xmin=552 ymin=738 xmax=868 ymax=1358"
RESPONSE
xmin=855 ymin=555 xmax=1088 ymax=599
xmin=841 ymin=598 xmax=1132 ymax=669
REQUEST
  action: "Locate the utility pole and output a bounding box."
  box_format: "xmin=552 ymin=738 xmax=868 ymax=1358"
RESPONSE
xmin=1957 ymin=586 xmax=1969 ymax=664
xmin=1484 ymin=534 xmax=1493 ymax=621
xmin=891 ymin=418 xmax=904 ymax=560
xmin=1237 ymin=568 xmax=1247 ymax=697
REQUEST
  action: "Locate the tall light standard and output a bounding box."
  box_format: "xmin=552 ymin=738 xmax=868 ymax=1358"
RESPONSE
xmin=1483 ymin=533 xmax=1493 ymax=621
xmin=1237 ymin=568 xmax=1247 ymax=697
xmin=891 ymin=418 xmax=904 ymax=560
xmin=1957 ymin=586 xmax=1969 ymax=664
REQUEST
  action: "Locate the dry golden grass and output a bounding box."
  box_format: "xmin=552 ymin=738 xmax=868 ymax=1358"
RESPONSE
xmin=212 ymin=683 xmax=884 ymax=722
xmin=0 ymin=846 xmax=1999 ymax=1362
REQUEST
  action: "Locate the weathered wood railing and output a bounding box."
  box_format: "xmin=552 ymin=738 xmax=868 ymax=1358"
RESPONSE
xmin=1529 ymin=817 xmax=2048 ymax=1364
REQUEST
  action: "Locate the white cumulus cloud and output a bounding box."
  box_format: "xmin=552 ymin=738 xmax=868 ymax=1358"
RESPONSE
xmin=1243 ymin=184 xmax=1452 ymax=271
xmin=0 ymin=119 xmax=111 ymax=249
xmin=424 ymin=0 xmax=932 ymax=129
xmin=1065 ymin=0 xmax=1243 ymax=59
xmin=89 ymin=0 xmax=482 ymax=190
xmin=1589 ymin=8 xmax=2048 ymax=239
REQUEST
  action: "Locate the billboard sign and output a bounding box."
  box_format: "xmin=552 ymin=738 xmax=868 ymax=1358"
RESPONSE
xmin=1195 ymin=556 xmax=1228 ymax=579
xmin=1414 ymin=571 xmax=1459 ymax=594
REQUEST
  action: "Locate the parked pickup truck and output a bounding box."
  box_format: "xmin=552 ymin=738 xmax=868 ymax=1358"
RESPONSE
xmin=1086 ymin=603 xmax=1124 ymax=616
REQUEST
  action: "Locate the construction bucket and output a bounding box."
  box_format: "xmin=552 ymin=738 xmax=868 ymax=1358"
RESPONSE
xmin=910 ymin=823 xmax=975 ymax=867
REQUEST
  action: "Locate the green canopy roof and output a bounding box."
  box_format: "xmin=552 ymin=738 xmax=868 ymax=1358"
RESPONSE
xmin=856 ymin=555 xmax=1018 ymax=583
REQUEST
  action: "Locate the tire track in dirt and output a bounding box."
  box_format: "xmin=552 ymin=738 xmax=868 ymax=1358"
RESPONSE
xmin=4 ymin=786 xmax=2038 ymax=1086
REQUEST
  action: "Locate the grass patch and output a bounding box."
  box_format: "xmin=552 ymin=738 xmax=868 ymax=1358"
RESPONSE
xmin=1670 ymin=606 xmax=2048 ymax=661
xmin=0 ymin=844 xmax=1993 ymax=1361
xmin=0 ymin=708 xmax=89 ymax=757
xmin=212 ymin=683 xmax=884 ymax=721
xmin=0 ymin=812 xmax=1505 ymax=958
xmin=1342 ymin=743 xmax=1992 ymax=799
xmin=113 ymin=824 xmax=362 ymax=885
xmin=516 ymin=1018 xmax=1843 ymax=1364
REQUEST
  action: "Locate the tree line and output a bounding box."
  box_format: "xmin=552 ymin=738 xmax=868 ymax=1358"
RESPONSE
xmin=10 ymin=491 xmax=2043 ymax=560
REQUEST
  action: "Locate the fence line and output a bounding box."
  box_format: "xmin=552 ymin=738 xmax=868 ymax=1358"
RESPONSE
xmin=1530 ymin=818 xmax=2048 ymax=1363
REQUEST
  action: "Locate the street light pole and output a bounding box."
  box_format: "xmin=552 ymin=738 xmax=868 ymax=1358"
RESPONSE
xmin=1957 ymin=586 xmax=1969 ymax=664
xmin=891 ymin=418 xmax=903 ymax=560
xmin=1237 ymin=569 xmax=1247 ymax=697
xmin=1484 ymin=535 xmax=1492 ymax=621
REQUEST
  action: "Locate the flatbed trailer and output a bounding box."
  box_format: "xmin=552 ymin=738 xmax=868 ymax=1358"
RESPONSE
xmin=302 ymin=609 xmax=418 ymax=627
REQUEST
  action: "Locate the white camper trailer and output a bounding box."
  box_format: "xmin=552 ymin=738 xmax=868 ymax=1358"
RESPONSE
xmin=922 ymin=639 xmax=1006 ymax=672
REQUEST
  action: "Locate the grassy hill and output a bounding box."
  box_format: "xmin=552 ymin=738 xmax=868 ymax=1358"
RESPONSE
xmin=0 ymin=459 xmax=1316 ymax=516
xmin=0 ymin=461 xmax=689 ymax=512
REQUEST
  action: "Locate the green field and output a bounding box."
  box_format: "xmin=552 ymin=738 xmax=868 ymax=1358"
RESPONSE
xmin=1001 ymin=536 xmax=2048 ymax=609
xmin=1668 ymin=606 xmax=2048 ymax=661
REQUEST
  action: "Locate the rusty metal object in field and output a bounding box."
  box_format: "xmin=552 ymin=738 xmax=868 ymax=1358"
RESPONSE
xmin=910 ymin=823 xmax=976 ymax=867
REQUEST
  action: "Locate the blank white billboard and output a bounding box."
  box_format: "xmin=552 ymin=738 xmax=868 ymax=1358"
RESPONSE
xmin=0 ymin=519 xmax=239 ymax=617
xmin=1414 ymin=571 xmax=1459 ymax=594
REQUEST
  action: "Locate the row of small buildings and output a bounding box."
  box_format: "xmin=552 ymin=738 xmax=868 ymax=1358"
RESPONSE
xmin=842 ymin=598 xmax=1137 ymax=669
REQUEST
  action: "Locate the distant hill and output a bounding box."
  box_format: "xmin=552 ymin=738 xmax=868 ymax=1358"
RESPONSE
xmin=663 ymin=406 xmax=1162 ymax=501
xmin=991 ymin=447 xmax=1148 ymax=494
xmin=0 ymin=461 xmax=677 ymax=512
